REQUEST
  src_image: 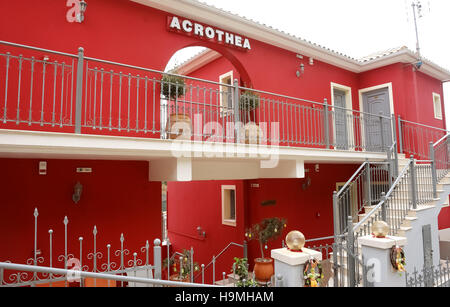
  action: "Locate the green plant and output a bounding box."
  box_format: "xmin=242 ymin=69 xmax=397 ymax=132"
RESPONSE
xmin=239 ymin=91 xmax=260 ymax=122
xmin=161 ymin=74 xmax=186 ymax=100
xmin=232 ymin=257 xmax=258 ymax=287
xmin=246 ymin=217 xmax=287 ymax=259
xmin=163 ymin=249 xmax=199 ymax=280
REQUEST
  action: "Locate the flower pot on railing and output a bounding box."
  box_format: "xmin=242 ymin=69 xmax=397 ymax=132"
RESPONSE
xmin=240 ymin=91 xmax=261 ymax=144
xmin=244 ymin=122 xmax=261 ymax=144
xmin=161 ymin=74 xmax=192 ymax=140
xmin=167 ymin=113 xmax=192 ymax=140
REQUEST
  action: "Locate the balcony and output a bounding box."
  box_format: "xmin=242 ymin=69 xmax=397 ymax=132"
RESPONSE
xmin=0 ymin=40 xmax=405 ymax=180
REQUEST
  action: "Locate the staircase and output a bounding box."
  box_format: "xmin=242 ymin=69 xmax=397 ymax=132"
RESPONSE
xmin=331 ymin=134 xmax=450 ymax=286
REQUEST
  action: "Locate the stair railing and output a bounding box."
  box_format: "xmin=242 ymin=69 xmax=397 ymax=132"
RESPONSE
xmin=333 ymin=161 xmax=391 ymax=236
xmin=193 ymin=241 xmax=247 ymax=284
xmin=430 ymin=134 xmax=450 ymax=191
xmin=353 ymin=157 xmax=436 ymax=239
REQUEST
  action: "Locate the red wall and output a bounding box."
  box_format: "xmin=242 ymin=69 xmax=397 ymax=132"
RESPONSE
xmin=167 ymin=163 xmax=360 ymax=282
xmin=0 ymin=159 xmax=161 ymax=271
xmin=439 ymin=205 xmax=450 ymax=230
xmin=167 ymin=180 xmax=246 ymax=284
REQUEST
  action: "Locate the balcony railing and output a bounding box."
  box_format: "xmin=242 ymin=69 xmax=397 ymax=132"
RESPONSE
xmin=0 ymin=40 xmax=398 ymax=153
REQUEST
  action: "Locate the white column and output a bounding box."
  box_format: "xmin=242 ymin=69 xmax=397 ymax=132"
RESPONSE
xmin=271 ymin=247 xmax=322 ymax=287
xmin=359 ymin=236 xmax=407 ymax=287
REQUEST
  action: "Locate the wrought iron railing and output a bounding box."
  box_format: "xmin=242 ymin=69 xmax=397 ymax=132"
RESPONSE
xmin=0 ymin=208 xmax=162 ymax=287
xmin=333 ymin=161 xmax=391 ymax=235
xmin=406 ymin=259 xmax=450 ymax=287
xmin=431 ymin=134 xmax=450 ymax=183
xmin=0 ymin=40 xmax=394 ymax=152
xmin=193 ymin=241 xmax=247 ymax=285
xmin=398 ymin=116 xmax=448 ymax=160
xmin=352 ymin=157 xmax=436 ymax=239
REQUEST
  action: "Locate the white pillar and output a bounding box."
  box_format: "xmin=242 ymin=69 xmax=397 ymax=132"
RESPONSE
xmin=271 ymin=248 xmax=322 ymax=287
xmin=358 ymin=235 xmax=407 ymax=287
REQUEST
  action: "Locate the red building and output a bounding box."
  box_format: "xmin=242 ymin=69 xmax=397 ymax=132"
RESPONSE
xmin=0 ymin=0 xmax=449 ymax=286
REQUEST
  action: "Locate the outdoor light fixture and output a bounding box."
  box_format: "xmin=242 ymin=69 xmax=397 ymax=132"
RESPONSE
xmin=72 ymin=181 xmax=83 ymax=204
xmin=197 ymin=226 xmax=206 ymax=238
xmin=77 ymin=0 xmax=88 ymax=23
xmin=296 ymin=64 xmax=305 ymax=78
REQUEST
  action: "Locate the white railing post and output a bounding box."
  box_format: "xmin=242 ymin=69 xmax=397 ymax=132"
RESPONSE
xmin=153 ymin=239 xmax=161 ymax=280
xmin=75 ymin=47 xmax=84 ymax=134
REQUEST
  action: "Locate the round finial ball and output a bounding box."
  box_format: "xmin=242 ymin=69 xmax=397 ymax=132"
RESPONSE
xmin=285 ymin=231 xmax=305 ymax=251
xmin=372 ymin=221 xmax=390 ymax=238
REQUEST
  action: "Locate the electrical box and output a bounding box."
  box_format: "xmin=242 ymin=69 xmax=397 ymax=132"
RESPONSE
xmin=39 ymin=161 xmax=47 ymax=175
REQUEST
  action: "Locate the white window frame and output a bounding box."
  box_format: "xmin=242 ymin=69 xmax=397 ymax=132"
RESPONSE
xmin=330 ymin=82 xmax=354 ymax=151
xmin=433 ymin=93 xmax=443 ymax=120
xmin=221 ymin=185 xmax=237 ymax=227
xmin=219 ymin=71 xmax=234 ymax=117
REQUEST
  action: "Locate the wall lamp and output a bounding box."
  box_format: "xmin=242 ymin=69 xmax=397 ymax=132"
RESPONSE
xmin=77 ymin=0 xmax=88 ymax=23
xmin=72 ymin=181 xmax=83 ymax=204
xmin=197 ymin=226 xmax=206 ymax=239
xmin=296 ymin=64 xmax=305 ymax=78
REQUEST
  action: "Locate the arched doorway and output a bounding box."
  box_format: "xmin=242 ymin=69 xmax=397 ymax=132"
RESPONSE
xmin=160 ymin=46 xmax=252 ymax=141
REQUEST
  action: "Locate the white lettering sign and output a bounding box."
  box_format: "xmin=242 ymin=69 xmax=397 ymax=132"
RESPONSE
xmin=168 ymin=16 xmax=251 ymax=51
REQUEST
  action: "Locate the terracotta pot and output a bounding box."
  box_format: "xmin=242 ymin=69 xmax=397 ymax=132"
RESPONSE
xmin=253 ymin=258 xmax=274 ymax=283
xmin=244 ymin=122 xmax=260 ymax=144
xmin=168 ymin=114 xmax=191 ymax=140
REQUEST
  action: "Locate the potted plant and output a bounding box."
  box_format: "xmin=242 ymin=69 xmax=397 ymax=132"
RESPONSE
xmin=163 ymin=249 xmax=200 ymax=283
xmin=239 ymin=91 xmax=261 ymax=144
xmin=246 ymin=217 xmax=287 ymax=283
xmin=161 ymin=74 xmax=191 ymax=140
xmin=232 ymin=257 xmax=258 ymax=287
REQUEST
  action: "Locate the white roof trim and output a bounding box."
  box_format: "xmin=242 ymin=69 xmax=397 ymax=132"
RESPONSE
xmin=175 ymin=49 xmax=221 ymax=75
xmin=131 ymin=0 xmax=450 ymax=81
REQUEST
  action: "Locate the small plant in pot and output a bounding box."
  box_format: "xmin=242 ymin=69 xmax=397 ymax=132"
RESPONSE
xmin=161 ymin=74 xmax=191 ymax=140
xmin=246 ymin=217 xmax=287 ymax=284
xmin=239 ymin=91 xmax=261 ymax=144
xmin=163 ymin=249 xmax=200 ymax=283
xmin=231 ymin=257 xmax=258 ymax=287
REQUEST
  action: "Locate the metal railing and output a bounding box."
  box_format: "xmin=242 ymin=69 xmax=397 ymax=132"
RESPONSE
xmin=333 ymin=161 xmax=391 ymax=235
xmin=352 ymin=157 xmax=436 ymax=239
xmin=0 ymin=40 xmax=394 ymax=152
xmin=399 ymin=116 xmax=448 ymax=159
xmin=430 ymin=134 xmax=450 ymax=183
xmin=194 ymin=241 xmax=247 ymax=285
xmin=406 ymin=259 xmax=450 ymax=287
xmin=0 ymin=262 xmax=217 ymax=288
xmin=0 ymin=208 xmax=163 ymax=288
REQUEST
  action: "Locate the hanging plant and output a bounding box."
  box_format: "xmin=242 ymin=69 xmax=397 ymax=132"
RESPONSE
xmin=161 ymin=74 xmax=186 ymax=100
xmin=239 ymin=91 xmax=260 ymax=123
xmin=239 ymin=91 xmax=260 ymax=112
xmin=303 ymin=258 xmax=323 ymax=287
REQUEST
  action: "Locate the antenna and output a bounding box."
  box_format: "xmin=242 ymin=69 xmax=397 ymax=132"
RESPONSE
xmin=411 ymin=0 xmax=422 ymax=58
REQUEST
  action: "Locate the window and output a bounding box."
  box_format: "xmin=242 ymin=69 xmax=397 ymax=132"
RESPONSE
xmin=433 ymin=93 xmax=443 ymax=120
xmin=221 ymin=185 xmax=236 ymax=226
xmin=219 ymin=71 xmax=233 ymax=116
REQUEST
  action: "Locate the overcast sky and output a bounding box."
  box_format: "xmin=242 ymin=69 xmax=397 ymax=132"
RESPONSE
xmin=168 ymin=0 xmax=450 ymax=127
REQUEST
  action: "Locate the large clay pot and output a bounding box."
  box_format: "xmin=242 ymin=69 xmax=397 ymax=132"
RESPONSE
xmin=244 ymin=122 xmax=260 ymax=144
xmin=253 ymin=258 xmax=274 ymax=283
xmin=168 ymin=114 xmax=191 ymax=140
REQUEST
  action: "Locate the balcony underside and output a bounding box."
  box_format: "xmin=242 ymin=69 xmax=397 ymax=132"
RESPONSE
xmin=0 ymin=129 xmax=387 ymax=181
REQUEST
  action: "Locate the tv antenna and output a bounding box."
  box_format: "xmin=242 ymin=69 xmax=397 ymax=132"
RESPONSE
xmin=410 ymin=0 xmax=431 ymax=69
